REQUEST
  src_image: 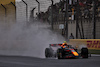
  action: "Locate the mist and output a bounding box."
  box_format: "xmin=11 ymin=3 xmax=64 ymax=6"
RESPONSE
xmin=0 ymin=21 xmax=65 ymax=58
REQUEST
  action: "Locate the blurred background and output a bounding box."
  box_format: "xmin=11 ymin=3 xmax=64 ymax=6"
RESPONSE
xmin=0 ymin=0 xmax=100 ymax=39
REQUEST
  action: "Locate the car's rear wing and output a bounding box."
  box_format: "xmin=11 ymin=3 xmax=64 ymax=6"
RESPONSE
xmin=49 ymin=44 xmax=62 ymax=47
xmin=49 ymin=44 xmax=73 ymax=48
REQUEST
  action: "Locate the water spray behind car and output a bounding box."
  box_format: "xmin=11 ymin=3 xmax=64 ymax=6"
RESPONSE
xmin=0 ymin=20 xmax=65 ymax=58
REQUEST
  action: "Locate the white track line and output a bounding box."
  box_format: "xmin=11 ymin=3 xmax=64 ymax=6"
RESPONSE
xmin=91 ymin=54 xmax=100 ymax=56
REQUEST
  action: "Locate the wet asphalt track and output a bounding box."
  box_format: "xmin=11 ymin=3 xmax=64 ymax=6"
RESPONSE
xmin=0 ymin=55 xmax=100 ymax=67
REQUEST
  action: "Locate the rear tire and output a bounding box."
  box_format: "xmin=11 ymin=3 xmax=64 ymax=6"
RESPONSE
xmin=45 ymin=48 xmax=53 ymax=58
xmin=81 ymin=48 xmax=88 ymax=58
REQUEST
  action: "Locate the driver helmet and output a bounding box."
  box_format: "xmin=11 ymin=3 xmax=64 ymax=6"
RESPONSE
xmin=64 ymin=41 xmax=67 ymax=43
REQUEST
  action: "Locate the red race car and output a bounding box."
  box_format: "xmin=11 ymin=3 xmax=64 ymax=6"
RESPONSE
xmin=45 ymin=44 xmax=90 ymax=59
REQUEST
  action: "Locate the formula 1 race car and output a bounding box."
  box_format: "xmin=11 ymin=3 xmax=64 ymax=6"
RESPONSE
xmin=45 ymin=44 xmax=90 ymax=59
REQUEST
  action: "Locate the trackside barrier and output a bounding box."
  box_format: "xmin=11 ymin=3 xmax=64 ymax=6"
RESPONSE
xmin=69 ymin=39 xmax=100 ymax=50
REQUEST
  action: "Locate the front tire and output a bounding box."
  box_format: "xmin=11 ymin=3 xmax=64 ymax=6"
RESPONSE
xmin=81 ymin=48 xmax=88 ymax=58
xmin=57 ymin=49 xmax=63 ymax=59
